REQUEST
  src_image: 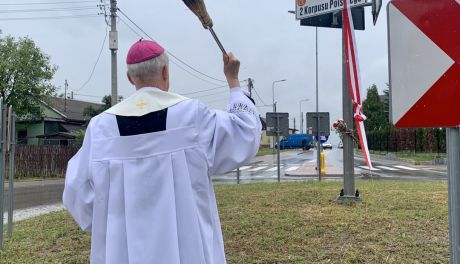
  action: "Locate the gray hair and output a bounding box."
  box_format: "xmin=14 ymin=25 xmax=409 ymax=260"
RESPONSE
xmin=127 ymin=52 xmax=169 ymax=83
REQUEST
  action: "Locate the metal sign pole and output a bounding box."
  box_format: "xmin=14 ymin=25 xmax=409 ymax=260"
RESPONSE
xmin=236 ymin=168 xmax=240 ymax=184
xmin=277 ymin=114 xmax=281 ymax=183
xmin=339 ymin=12 xmax=358 ymax=203
xmin=343 ymin=26 xmax=355 ymax=196
xmin=447 ymin=127 xmax=460 ymax=263
xmin=7 ymin=108 xmax=15 ymax=237
xmin=315 ymin=27 xmax=321 ymax=182
xmin=0 ymin=103 xmax=5 ymax=249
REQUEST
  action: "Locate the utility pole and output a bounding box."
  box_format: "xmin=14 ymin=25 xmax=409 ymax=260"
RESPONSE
xmin=64 ymin=80 xmax=68 ymax=112
xmin=109 ymin=0 xmax=118 ymax=106
xmin=248 ymin=78 xmax=254 ymax=97
xmin=293 ymin=118 xmax=296 ymax=133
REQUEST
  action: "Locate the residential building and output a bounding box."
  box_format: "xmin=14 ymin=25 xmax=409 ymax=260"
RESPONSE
xmin=16 ymin=97 xmax=102 ymax=145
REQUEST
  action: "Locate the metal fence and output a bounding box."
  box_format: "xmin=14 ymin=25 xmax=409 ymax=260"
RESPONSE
xmin=14 ymin=145 xmax=78 ymax=179
xmin=366 ymin=128 xmax=446 ymax=154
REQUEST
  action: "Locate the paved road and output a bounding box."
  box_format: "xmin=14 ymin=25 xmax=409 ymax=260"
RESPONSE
xmin=3 ymin=149 xmax=447 ymax=211
xmin=212 ymin=148 xmax=447 ymax=184
xmin=212 ymin=150 xmax=317 ymax=184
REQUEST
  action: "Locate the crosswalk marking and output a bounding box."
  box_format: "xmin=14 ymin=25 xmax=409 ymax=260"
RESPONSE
xmin=235 ymin=163 xmax=420 ymax=174
xmin=359 ymin=166 xmax=381 ymax=171
xmin=376 ymin=166 xmax=400 ymax=171
xmin=249 ymin=166 xmax=268 ymax=172
xmin=286 ymin=166 xmax=299 ymax=172
xmin=394 ymin=165 xmax=419 ymax=171
xmin=266 ymin=166 xmax=281 ymax=172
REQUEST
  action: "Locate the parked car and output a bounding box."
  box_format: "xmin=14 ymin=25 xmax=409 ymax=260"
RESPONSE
xmin=322 ymin=143 xmax=333 ymax=149
xmin=338 ymin=142 xmax=343 ymax=148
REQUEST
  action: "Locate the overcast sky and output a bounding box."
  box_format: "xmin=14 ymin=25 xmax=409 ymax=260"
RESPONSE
xmin=1 ymin=0 xmax=390 ymax=143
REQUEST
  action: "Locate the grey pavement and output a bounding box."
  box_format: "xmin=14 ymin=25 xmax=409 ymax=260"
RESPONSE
xmin=3 ymin=203 xmax=64 ymax=224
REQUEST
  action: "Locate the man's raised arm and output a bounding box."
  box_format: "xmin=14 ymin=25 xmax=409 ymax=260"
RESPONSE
xmin=198 ymin=53 xmax=262 ymax=175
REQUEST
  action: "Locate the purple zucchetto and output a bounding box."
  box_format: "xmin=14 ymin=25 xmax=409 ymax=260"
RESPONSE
xmin=126 ymin=39 xmax=165 ymax=65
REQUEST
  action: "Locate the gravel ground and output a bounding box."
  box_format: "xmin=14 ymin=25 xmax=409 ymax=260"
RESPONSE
xmin=3 ymin=203 xmax=65 ymax=224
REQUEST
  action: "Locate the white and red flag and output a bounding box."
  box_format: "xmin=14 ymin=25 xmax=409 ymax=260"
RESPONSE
xmin=342 ymin=0 xmax=373 ymax=169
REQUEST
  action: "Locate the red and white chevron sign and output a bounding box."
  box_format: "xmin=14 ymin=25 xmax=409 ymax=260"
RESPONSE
xmin=388 ymin=0 xmax=460 ymax=128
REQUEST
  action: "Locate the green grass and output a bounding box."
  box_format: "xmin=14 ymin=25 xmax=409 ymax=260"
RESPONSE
xmin=257 ymin=146 xmax=290 ymax=156
xmin=395 ymin=152 xmax=446 ymax=163
xmin=369 ymin=150 xmax=446 ymax=164
xmin=257 ymin=146 xmax=275 ymax=156
xmin=1 ymin=181 xmax=449 ymax=263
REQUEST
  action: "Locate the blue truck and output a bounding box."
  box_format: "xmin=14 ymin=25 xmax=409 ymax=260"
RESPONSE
xmin=278 ymin=134 xmax=314 ymax=150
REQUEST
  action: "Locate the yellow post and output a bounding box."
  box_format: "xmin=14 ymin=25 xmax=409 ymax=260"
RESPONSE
xmin=320 ymin=151 xmax=326 ymax=176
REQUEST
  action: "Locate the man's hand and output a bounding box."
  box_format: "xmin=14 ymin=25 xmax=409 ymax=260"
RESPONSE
xmin=223 ymin=52 xmax=240 ymax=88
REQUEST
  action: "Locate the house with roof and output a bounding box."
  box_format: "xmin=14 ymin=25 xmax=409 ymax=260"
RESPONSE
xmin=16 ymin=97 xmax=102 ymax=145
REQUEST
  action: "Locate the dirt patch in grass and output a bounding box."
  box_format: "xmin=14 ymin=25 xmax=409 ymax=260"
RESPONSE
xmin=1 ymin=181 xmax=449 ymax=263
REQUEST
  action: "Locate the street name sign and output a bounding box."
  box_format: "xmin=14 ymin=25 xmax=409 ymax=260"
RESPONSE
xmin=300 ymin=7 xmax=365 ymax=30
xmin=295 ymin=0 xmax=368 ymax=20
xmin=388 ymin=0 xmax=460 ymax=127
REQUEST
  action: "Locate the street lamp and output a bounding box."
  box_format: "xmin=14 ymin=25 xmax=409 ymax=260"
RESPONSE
xmin=299 ymin=98 xmax=309 ymax=134
xmin=270 ymin=79 xmax=286 ymax=151
xmin=272 ymin=79 xmax=287 ymax=112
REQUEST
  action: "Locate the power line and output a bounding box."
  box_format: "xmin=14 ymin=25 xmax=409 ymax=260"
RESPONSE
xmin=200 ymin=97 xmax=228 ymax=105
xmin=167 ymin=53 xmax=226 ymax=84
xmin=118 ymin=16 xmax=143 ymax=39
xmin=180 ymin=80 xmax=248 ymax=96
xmin=170 ymin=60 xmax=223 ymax=86
xmin=190 ymin=90 xmax=228 ymax=99
xmin=116 ymin=11 xmax=223 ymax=86
xmin=252 ymin=87 xmax=269 ymax=106
xmin=0 ymin=6 xmax=98 ymax=13
xmin=116 ymin=7 xmax=227 ymax=84
xmin=74 ymin=93 xmax=104 ymax=98
xmin=181 ymin=84 xmax=229 ymax=96
xmin=0 ymin=1 xmax=98 ymax=5
xmin=0 ymin=14 xmax=99 ymax=20
xmin=72 ymin=25 xmax=108 ymax=92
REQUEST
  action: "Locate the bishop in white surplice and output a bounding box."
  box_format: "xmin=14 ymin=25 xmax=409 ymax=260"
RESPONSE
xmin=63 ymin=40 xmax=261 ymax=264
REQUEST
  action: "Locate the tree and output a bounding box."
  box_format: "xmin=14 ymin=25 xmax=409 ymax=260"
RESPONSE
xmin=83 ymin=95 xmax=123 ymax=118
xmin=0 ymin=35 xmax=57 ymax=117
xmin=362 ymin=84 xmax=388 ymax=131
xmin=383 ymin=84 xmax=390 ymax=123
xmin=71 ymin=129 xmax=85 ymax=148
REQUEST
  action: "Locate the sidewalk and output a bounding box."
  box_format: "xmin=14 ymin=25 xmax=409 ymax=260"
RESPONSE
xmin=3 ymin=203 xmax=64 ymax=224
